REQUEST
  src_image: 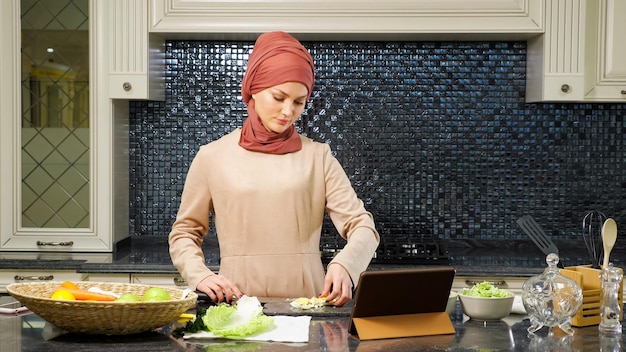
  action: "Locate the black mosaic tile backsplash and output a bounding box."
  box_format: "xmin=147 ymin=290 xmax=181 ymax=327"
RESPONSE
xmin=128 ymin=40 xmax=626 ymax=253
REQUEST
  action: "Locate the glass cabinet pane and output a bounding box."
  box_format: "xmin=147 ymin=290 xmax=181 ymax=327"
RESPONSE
xmin=20 ymin=0 xmax=89 ymax=228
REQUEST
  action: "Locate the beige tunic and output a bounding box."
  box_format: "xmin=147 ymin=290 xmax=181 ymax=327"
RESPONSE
xmin=169 ymin=129 xmax=379 ymax=298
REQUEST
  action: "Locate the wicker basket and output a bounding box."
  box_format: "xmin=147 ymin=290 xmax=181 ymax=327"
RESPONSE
xmin=7 ymin=281 xmax=197 ymax=335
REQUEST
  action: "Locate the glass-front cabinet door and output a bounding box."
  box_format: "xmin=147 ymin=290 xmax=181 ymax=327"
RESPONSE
xmin=21 ymin=0 xmax=90 ymax=229
xmin=0 ymin=0 xmax=126 ymax=251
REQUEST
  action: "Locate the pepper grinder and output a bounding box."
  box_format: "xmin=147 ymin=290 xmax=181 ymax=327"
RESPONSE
xmin=599 ymin=263 xmax=623 ymax=335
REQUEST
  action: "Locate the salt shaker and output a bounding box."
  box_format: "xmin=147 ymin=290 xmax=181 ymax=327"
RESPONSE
xmin=599 ymin=263 xmax=623 ymax=335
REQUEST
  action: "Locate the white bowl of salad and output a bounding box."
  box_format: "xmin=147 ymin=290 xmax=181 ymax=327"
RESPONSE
xmin=458 ymin=281 xmax=514 ymax=321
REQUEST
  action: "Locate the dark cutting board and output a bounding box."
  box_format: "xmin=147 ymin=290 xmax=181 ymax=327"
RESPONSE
xmin=263 ymin=301 xmax=353 ymax=317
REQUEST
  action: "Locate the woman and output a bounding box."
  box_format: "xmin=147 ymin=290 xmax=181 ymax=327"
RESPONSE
xmin=169 ymin=31 xmax=379 ymax=307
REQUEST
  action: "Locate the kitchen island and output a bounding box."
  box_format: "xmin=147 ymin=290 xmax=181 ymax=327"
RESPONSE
xmin=1 ymin=294 xmax=623 ymax=352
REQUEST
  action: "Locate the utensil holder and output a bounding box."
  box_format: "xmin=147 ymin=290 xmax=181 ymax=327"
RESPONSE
xmin=560 ymin=265 xmax=624 ymax=327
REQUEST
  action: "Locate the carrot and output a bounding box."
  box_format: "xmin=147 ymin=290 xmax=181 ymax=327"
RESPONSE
xmin=53 ymin=287 xmax=117 ymax=301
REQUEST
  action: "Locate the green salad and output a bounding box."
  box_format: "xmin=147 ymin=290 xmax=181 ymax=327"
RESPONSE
xmin=460 ymin=281 xmax=511 ymax=298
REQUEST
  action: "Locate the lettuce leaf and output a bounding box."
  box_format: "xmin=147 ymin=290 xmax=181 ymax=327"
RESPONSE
xmin=201 ymin=296 xmax=274 ymax=338
xmin=202 ymin=303 xmax=237 ymax=331
xmin=462 ymin=281 xmax=510 ymax=298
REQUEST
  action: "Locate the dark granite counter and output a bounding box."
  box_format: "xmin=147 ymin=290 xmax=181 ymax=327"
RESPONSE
xmin=1 ymin=294 xmax=624 ymax=351
xmin=1 ymin=236 xmax=623 ymax=278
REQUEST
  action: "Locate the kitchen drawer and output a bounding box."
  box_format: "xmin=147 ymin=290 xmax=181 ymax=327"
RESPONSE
xmin=0 ymin=270 xmax=82 ymax=293
xmin=81 ymin=273 xmax=131 ymax=283
xmin=131 ymin=274 xmax=187 ymax=289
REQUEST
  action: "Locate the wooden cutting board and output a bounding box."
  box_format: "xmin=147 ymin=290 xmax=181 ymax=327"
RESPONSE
xmin=262 ymin=301 xmax=353 ymax=317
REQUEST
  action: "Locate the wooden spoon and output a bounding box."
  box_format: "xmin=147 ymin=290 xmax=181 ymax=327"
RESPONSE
xmin=602 ymin=218 xmax=618 ymax=268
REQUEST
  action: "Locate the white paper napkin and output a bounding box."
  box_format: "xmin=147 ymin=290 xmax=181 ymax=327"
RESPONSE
xmin=183 ymin=315 xmax=312 ymax=343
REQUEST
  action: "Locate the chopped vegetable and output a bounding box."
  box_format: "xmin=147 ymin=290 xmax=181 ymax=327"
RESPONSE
xmin=201 ymin=296 xmax=274 ymax=338
xmin=172 ymin=307 xmax=207 ymax=338
xmin=290 ymin=296 xmax=328 ymax=309
xmin=460 ymin=281 xmax=511 ymax=298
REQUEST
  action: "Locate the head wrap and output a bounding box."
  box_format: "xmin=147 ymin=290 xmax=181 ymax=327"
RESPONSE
xmin=238 ymin=31 xmax=315 ymax=154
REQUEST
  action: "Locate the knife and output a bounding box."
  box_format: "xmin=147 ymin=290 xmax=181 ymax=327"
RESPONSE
xmin=194 ymin=290 xmax=242 ymax=305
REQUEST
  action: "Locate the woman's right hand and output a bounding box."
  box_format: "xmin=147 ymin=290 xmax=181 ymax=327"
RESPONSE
xmin=196 ymin=274 xmax=243 ymax=303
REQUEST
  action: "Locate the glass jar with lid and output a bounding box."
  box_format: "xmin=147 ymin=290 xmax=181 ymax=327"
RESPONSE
xmin=522 ymin=253 xmax=583 ymax=335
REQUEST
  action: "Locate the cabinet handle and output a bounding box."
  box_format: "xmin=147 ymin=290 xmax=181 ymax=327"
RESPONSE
xmin=561 ymin=84 xmax=571 ymax=93
xmin=123 ymin=82 xmax=132 ymax=91
xmin=465 ymin=279 xmax=506 ymax=287
xmin=173 ymin=276 xmax=187 ymax=286
xmin=36 ymin=241 xmax=74 ymax=247
xmin=14 ymin=275 xmax=54 ymax=281
xmin=621 ymin=90 xmax=626 ymax=95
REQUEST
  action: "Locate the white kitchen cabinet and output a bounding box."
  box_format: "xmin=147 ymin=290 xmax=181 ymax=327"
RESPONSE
xmin=525 ymin=0 xmax=586 ymax=101
xmin=526 ymin=0 xmax=626 ymax=102
xmin=582 ymin=0 xmax=626 ymax=100
xmin=0 ymin=252 xmax=112 ymax=263
xmin=131 ymin=274 xmax=188 ymax=289
xmin=148 ymin=0 xmax=543 ymax=39
xmin=102 ymin=0 xmax=164 ymax=101
xmin=0 ymin=0 xmax=128 ymax=251
xmin=0 ymin=0 xmax=162 ymax=249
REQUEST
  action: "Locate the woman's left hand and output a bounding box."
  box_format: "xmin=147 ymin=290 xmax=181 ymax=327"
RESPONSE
xmin=321 ymin=263 xmax=352 ymax=307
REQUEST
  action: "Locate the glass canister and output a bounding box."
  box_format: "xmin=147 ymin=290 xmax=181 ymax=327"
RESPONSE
xmin=522 ymin=253 xmax=583 ymax=335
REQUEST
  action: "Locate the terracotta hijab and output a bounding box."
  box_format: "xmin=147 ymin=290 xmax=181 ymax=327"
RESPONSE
xmin=239 ymin=31 xmax=315 ymax=154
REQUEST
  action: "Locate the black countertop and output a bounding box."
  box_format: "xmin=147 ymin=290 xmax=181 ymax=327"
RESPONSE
xmin=3 ymin=236 xmax=623 ymax=351
xmin=1 ymin=294 xmax=624 ymax=352
xmin=1 ymin=236 xmax=623 ymax=278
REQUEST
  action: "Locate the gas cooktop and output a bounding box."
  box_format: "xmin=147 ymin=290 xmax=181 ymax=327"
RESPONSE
xmin=320 ymin=236 xmax=449 ymax=265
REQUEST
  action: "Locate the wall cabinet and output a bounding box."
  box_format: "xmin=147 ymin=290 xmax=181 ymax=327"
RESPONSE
xmin=526 ymin=0 xmax=626 ymax=102
xmin=0 ymin=0 xmax=128 ymax=251
xmin=103 ymin=0 xmax=164 ymax=101
xmin=582 ymin=0 xmax=626 ymax=100
xmin=148 ymin=0 xmax=543 ymax=39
